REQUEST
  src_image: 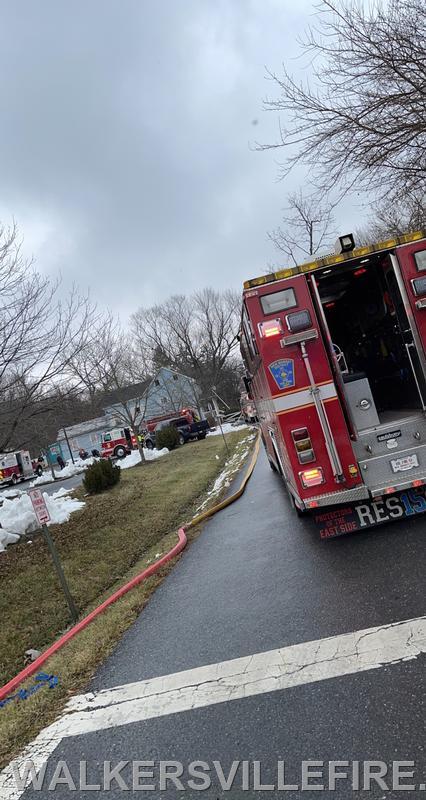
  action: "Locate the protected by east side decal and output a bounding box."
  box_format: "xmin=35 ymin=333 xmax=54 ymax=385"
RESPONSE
xmin=269 ymin=358 xmax=295 ymax=390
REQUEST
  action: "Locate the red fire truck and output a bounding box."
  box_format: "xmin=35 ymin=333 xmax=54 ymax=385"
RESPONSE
xmin=101 ymin=427 xmax=136 ymax=459
xmin=241 ymin=230 xmax=426 ymax=537
xmin=0 ymin=450 xmax=43 ymax=486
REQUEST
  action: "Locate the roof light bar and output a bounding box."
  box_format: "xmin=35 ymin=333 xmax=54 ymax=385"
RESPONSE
xmin=243 ymin=230 xmax=426 ymax=289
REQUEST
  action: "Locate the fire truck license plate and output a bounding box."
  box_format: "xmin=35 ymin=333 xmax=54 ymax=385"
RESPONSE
xmin=314 ymin=485 xmax=426 ymax=539
xmin=390 ymin=454 xmax=419 ymax=473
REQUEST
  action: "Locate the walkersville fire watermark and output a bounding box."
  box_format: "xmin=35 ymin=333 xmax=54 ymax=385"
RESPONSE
xmin=12 ymin=759 xmax=426 ymax=792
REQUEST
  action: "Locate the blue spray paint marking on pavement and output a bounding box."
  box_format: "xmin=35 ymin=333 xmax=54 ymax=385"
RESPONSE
xmin=0 ymin=673 xmax=58 ymax=709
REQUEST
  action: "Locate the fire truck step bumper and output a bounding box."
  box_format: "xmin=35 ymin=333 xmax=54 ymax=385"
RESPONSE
xmin=369 ymin=473 xmax=426 ymax=497
xmin=304 ymin=484 xmax=370 ymax=508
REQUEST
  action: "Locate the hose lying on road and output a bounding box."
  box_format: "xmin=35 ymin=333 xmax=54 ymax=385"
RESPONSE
xmin=0 ymin=432 xmax=260 ymax=703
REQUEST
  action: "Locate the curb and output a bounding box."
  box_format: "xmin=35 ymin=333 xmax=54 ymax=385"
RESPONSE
xmin=0 ymin=432 xmax=260 ymax=702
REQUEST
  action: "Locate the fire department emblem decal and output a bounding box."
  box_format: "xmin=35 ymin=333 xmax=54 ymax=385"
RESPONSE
xmin=269 ymin=359 xmax=295 ymax=390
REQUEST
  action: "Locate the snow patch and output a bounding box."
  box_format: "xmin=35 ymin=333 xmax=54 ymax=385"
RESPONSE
xmin=0 ymin=489 xmax=85 ymax=553
xmin=0 ymin=487 xmax=24 ymax=498
xmin=30 ymin=473 xmax=55 ymax=487
xmin=207 ymin=423 xmax=250 ymax=436
xmin=0 ymin=530 xmax=20 ymax=552
xmin=196 ymin=436 xmax=254 ymax=513
xmin=118 ymin=448 xmax=169 ymax=469
xmin=29 ymin=457 xmax=96 ymax=486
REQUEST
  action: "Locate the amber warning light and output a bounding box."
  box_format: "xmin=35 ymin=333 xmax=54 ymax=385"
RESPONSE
xmin=258 ymin=319 xmax=283 ymax=338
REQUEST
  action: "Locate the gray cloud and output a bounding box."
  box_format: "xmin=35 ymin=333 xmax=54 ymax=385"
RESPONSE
xmin=0 ymin=0 xmax=357 ymax=317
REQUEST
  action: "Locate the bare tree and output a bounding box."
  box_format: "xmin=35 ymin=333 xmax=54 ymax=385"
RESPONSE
xmin=69 ymin=314 xmax=151 ymax=460
xmin=268 ymin=190 xmax=336 ymax=266
xmin=66 ymin=311 xmax=123 ymax=411
xmin=131 ymin=288 xmax=241 ymax=406
xmin=0 ymin=222 xmax=97 ymax=453
xmin=356 ymin=189 xmax=426 ymax=244
xmin=261 ymin=0 xmax=426 ymax=198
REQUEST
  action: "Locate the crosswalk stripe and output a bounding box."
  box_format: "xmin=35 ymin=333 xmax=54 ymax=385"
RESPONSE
xmin=62 ymin=615 xmax=426 ymax=736
xmin=1 ymin=615 xmax=425 ymax=798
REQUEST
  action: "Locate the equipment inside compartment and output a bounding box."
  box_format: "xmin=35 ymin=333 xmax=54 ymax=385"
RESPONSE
xmin=317 ymin=254 xmax=423 ymax=424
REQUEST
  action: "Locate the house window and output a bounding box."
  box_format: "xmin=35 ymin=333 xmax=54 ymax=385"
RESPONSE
xmin=154 ymin=379 xmax=160 ymax=386
xmin=173 ymin=374 xmax=178 ymax=381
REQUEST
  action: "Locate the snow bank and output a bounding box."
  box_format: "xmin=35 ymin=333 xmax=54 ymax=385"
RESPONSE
xmin=0 ymin=530 xmax=20 ymax=552
xmin=196 ymin=434 xmax=255 ymax=512
xmin=119 ymin=448 xmax=169 ymax=470
xmin=29 ymin=457 xmax=97 ymax=486
xmin=207 ymin=422 xmax=249 ymax=436
xmin=1 ymin=487 xmax=24 ymax=498
xmin=55 ymin=457 xmax=96 ymax=479
xmin=30 ymin=473 xmax=55 ymax=487
xmin=30 ymin=450 xmax=169 ymax=483
xmin=0 ymin=489 xmax=85 ymax=553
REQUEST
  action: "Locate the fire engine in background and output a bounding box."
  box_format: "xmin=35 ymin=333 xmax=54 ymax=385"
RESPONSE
xmin=101 ymin=408 xmax=206 ymax=458
xmin=241 ymin=230 xmax=426 ymax=537
xmin=0 ymin=451 xmax=43 ymax=486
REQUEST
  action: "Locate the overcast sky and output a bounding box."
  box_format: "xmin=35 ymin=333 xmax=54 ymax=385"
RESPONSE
xmin=0 ymin=0 xmax=367 ymax=319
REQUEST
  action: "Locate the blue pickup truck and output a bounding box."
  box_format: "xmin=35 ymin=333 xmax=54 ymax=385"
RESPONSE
xmin=144 ymin=416 xmax=209 ymax=449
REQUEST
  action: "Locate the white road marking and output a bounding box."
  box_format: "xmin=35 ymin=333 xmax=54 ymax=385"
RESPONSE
xmin=1 ymin=615 xmax=425 ymax=798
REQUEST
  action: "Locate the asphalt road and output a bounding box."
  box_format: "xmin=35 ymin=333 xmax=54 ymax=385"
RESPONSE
xmin=0 ymin=472 xmax=84 ymax=498
xmin=17 ymin=448 xmax=426 ymax=798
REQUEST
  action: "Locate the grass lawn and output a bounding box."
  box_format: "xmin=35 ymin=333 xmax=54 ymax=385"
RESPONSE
xmin=0 ymin=428 xmax=255 ymax=769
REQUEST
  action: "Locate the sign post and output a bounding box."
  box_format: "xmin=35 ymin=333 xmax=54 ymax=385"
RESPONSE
xmin=29 ymin=489 xmax=79 ymax=623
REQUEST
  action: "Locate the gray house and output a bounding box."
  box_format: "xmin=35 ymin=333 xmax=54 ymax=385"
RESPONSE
xmin=103 ymin=368 xmax=201 ymax=426
xmin=54 ymin=368 xmax=202 ymax=459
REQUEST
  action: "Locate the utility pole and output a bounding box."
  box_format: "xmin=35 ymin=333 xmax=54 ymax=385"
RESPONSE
xmin=211 ymin=389 xmax=230 ymax=456
xmin=62 ymin=427 xmax=75 ymax=464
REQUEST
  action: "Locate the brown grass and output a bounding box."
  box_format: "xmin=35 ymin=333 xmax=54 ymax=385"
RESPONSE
xmin=0 ymin=429 xmax=255 ymax=769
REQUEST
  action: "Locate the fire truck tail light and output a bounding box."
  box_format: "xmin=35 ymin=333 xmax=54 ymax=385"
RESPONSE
xmin=292 ymin=427 xmax=308 ymax=442
xmin=258 ymin=319 xmax=283 ymax=338
xmin=299 ymin=467 xmax=324 ymax=488
xmin=291 ymin=427 xmax=315 ymax=464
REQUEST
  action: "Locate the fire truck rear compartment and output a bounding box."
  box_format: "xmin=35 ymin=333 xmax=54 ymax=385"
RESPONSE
xmin=317 ymin=254 xmax=426 ymax=496
xmin=317 ymin=254 xmax=422 ymax=424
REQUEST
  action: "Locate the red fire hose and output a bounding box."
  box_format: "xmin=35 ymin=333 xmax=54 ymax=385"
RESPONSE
xmin=0 ymin=433 xmax=260 ymax=703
